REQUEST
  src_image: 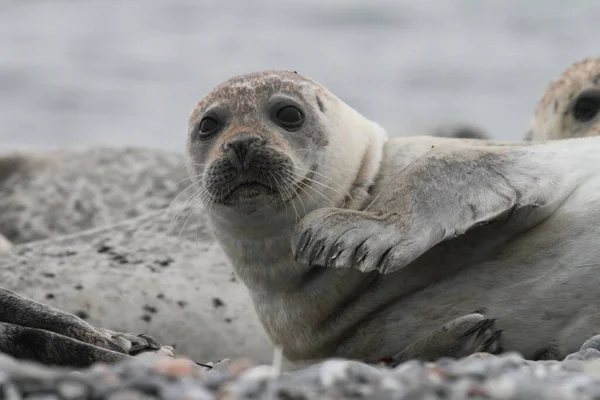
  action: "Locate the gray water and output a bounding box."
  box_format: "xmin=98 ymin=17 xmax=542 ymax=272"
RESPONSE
xmin=1 ymin=0 xmax=598 ymax=151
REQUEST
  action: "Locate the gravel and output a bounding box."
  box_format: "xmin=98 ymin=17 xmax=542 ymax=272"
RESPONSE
xmin=3 ymin=343 xmax=600 ymax=399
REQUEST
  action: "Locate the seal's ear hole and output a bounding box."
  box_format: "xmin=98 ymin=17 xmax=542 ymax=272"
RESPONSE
xmin=572 ymin=89 xmax=600 ymax=122
xmin=316 ymin=96 xmax=326 ymax=113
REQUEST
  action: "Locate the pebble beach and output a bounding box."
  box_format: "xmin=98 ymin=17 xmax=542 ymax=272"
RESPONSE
xmin=5 ymin=346 xmax=600 ymax=399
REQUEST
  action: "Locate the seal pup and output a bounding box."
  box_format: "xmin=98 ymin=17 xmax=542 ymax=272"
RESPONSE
xmin=188 ymin=70 xmax=600 ymax=364
xmin=527 ymin=56 xmax=600 ymax=140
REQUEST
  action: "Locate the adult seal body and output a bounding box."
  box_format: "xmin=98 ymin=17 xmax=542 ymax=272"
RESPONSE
xmin=188 ymin=70 xmax=600 ymax=364
xmin=527 ymin=57 xmax=600 ymax=140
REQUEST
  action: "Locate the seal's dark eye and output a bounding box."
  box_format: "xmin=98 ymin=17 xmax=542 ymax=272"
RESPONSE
xmin=198 ymin=117 xmax=219 ymax=135
xmin=573 ymin=93 xmax=600 ymax=122
xmin=276 ymin=106 xmax=303 ymax=128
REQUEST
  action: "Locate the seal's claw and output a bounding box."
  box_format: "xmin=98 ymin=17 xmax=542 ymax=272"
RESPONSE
xmin=293 ymin=208 xmax=377 ymax=268
xmin=100 ymin=329 xmax=171 ymax=357
xmin=459 ymin=317 xmax=503 ymax=355
xmin=292 ymin=207 xmax=419 ymax=273
xmin=387 ymin=313 xmax=503 ymax=366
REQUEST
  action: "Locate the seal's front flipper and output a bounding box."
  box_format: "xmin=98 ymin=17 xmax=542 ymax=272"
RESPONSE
xmin=294 ymin=146 xmax=573 ymax=275
xmin=0 ymin=286 xmax=170 ymax=366
xmin=0 ymin=321 xmax=128 ymax=367
xmin=385 ymin=313 xmax=503 ymax=366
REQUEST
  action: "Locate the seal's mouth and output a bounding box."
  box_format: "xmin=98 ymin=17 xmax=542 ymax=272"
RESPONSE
xmin=225 ymin=180 xmax=275 ymax=200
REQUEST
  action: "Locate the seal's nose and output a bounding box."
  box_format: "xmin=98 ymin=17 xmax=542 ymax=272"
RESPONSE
xmin=225 ymin=134 xmax=264 ymax=170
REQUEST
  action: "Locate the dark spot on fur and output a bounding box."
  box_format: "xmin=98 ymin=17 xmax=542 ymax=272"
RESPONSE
xmin=316 ymin=95 xmax=325 ymax=113
xmin=45 ymin=293 xmax=55 ymax=300
xmin=143 ymin=305 xmax=157 ymax=314
xmin=177 ymin=301 xmax=188 ymax=308
xmin=155 ymin=257 xmax=173 ymax=267
xmin=225 ymin=318 xmax=232 ymax=323
xmin=212 ymin=298 xmax=225 ymax=308
xmin=42 ymin=272 xmax=55 ymax=278
xmin=229 ymin=273 xmax=237 ymax=283
xmin=74 ymin=284 xmax=83 ymax=290
xmin=97 ymin=245 xmax=112 ymax=254
xmin=553 ymin=100 xmax=558 ymax=113
xmin=146 ymin=265 xmax=157 ymax=273
xmin=75 ymin=311 xmax=89 ymax=320
xmin=141 ymin=315 xmax=152 ymax=323
xmin=157 ymin=293 xmax=165 ymax=299
xmin=112 ymin=254 xmax=128 ymax=264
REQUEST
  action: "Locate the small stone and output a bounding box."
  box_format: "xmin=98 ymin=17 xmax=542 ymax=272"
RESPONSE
xmin=580 ymin=334 xmax=600 ymax=353
xmin=154 ymin=358 xmax=198 ymax=378
xmin=227 ymin=359 xmax=255 ymax=377
xmin=55 ymin=378 xmax=92 ymax=400
xmin=565 ymin=348 xmax=600 ymax=361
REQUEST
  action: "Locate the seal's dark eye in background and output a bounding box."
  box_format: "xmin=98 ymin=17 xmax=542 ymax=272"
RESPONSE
xmin=275 ymin=106 xmax=304 ymax=129
xmin=198 ymin=117 xmax=219 ymax=137
xmin=572 ymin=91 xmax=600 ymax=122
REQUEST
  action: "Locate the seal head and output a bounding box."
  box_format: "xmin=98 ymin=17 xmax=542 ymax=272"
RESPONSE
xmin=187 ymin=70 xmax=388 ymax=221
xmin=528 ymin=57 xmax=600 ymax=140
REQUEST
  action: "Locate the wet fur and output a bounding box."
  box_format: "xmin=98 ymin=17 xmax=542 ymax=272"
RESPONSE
xmin=189 ymin=70 xmax=600 ymax=364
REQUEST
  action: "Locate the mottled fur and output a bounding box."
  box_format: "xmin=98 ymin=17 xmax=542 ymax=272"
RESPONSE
xmin=0 ymin=147 xmax=188 ymax=366
xmin=529 ymin=57 xmax=600 ymax=140
xmin=0 ymin=146 xmax=188 ymax=244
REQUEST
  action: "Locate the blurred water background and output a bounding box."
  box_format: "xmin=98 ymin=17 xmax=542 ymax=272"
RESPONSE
xmin=0 ymin=0 xmax=598 ymax=151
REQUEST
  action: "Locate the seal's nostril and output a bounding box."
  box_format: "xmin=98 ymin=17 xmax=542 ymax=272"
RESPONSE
xmin=225 ymin=134 xmax=262 ymax=167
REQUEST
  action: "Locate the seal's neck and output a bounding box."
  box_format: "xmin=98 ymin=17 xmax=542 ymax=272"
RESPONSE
xmin=315 ymin=100 xmax=388 ymax=211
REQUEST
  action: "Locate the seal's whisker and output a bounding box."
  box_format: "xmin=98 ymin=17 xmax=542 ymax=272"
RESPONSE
xmin=284 ymin=168 xmax=339 ymax=206
xmin=177 ymin=185 xmax=219 ymax=241
xmin=167 ymin=180 xmax=201 ymax=212
xmin=168 ymin=185 xmax=205 ymax=232
xmin=173 ymin=190 xmax=205 ymax=239
xmin=276 ymin=171 xmax=308 ymax=215
xmin=178 ymin=199 xmax=205 ymax=243
xmin=168 ymin=173 xmax=204 ymax=190
xmin=286 ymin=166 xmax=351 ymax=201
xmin=292 ymin=165 xmax=350 ymax=193
xmin=293 ymin=177 xmax=337 ymax=207
xmin=268 ymin=172 xmax=289 ymax=218
xmin=281 ymin=170 xmax=324 ymax=211
xmin=275 ymin=171 xmax=301 ymax=222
